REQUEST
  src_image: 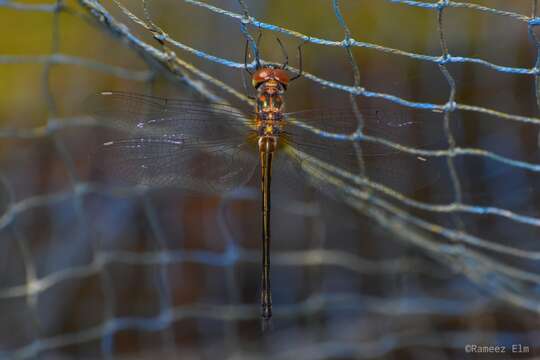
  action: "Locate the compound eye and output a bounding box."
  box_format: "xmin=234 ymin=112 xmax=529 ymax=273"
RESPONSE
xmin=272 ymin=69 xmax=290 ymax=85
xmin=251 ymin=68 xmax=271 ymax=88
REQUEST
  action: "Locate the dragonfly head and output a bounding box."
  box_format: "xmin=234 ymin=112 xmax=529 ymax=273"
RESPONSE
xmin=252 ymin=67 xmax=290 ymax=90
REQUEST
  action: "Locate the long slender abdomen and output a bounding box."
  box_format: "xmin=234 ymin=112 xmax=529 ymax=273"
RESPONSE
xmin=259 ymin=136 xmax=275 ymax=319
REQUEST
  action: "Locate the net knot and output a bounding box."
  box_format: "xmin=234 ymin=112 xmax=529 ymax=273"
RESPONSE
xmin=353 ymin=86 xmax=365 ymax=95
xmin=153 ymin=32 xmax=167 ymax=43
xmin=443 ymin=101 xmax=456 ymax=112
xmin=241 ymin=15 xmax=253 ymax=25
xmin=341 ymin=37 xmax=354 ymax=48
xmin=54 ymin=0 xmax=65 ymax=13
xmin=437 ymin=53 xmax=451 ymax=65
xmin=46 ymin=118 xmax=61 ymax=132
xmin=436 ymin=0 xmax=449 ymax=10
xmin=163 ymin=48 xmax=177 ymax=62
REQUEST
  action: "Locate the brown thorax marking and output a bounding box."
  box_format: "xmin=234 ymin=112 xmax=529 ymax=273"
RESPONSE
xmin=252 ymin=66 xmax=289 ymax=145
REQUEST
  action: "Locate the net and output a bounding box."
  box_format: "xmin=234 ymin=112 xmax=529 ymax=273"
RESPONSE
xmin=0 ymin=0 xmax=539 ymax=358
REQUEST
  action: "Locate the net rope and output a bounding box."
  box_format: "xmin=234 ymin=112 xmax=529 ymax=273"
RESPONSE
xmin=0 ymin=0 xmax=539 ymax=358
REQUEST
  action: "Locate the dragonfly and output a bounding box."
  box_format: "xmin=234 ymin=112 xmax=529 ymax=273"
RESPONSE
xmin=87 ymin=53 xmax=438 ymax=321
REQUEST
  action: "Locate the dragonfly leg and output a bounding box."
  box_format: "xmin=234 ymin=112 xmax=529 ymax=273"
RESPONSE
xmin=289 ymin=40 xmax=306 ymax=82
xmin=276 ymin=37 xmax=289 ymax=70
xmin=244 ymin=40 xmax=254 ymax=75
xmin=241 ymin=69 xmax=256 ymax=100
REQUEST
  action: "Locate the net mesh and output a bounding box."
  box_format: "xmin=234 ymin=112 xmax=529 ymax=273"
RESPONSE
xmin=0 ymin=0 xmax=539 ymax=358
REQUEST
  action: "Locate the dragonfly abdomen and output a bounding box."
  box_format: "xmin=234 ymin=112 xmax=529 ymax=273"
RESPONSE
xmin=258 ymin=135 xmax=278 ymax=153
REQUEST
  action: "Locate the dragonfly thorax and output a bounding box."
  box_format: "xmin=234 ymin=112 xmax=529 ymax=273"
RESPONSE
xmin=255 ymin=69 xmax=286 ymax=124
xmin=256 ymin=91 xmax=284 ymax=119
xmin=255 ymin=74 xmax=286 ymax=141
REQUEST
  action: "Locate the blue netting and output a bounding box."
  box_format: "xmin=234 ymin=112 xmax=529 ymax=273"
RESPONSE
xmin=0 ymin=0 xmax=538 ymax=358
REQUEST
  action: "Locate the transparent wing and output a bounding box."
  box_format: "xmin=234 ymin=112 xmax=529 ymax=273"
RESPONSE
xmin=85 ymin=91 xmax=255 ymax=132
xmin=285 ymin=107 xmax=444 ymax=156
xmin=279 ymin=108 xmax=443 ymax=195
xmin=86 ymin=92 xmax=258 ymax=193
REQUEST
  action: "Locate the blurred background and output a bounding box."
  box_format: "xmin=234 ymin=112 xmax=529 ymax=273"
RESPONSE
xmin=0 ymin=0 xmax=539 ymax=359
